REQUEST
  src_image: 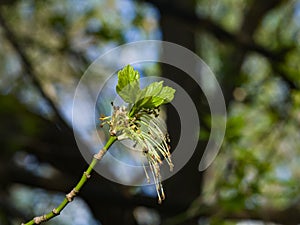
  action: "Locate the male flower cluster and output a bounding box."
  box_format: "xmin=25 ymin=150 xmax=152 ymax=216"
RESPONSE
xmin=100 ymin=65 xmax=176 ymax=203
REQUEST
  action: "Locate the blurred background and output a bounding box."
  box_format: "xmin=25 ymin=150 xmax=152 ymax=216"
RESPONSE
xmin=0 ymin=0 xmax=300 ymax=224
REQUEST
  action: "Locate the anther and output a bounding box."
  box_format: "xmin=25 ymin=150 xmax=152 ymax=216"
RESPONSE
xmin=158 ymin=197 xmax=162 ymax=204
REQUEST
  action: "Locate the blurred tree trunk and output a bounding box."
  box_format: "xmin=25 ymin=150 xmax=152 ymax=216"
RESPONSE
xmin=158 ymin=1 xmax=204 ymax=224
xmin=149 ymin=1 xmax=287 ymax=224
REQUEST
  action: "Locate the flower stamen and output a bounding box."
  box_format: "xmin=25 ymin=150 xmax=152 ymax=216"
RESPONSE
xmin=100 ymin=104 xmax=174 ymax=203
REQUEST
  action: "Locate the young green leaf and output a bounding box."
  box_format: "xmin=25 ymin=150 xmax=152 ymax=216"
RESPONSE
xmin=116 ymin=65 xmax=176 ymax=117
xmin=131 ymin=81 xmax=175 ymax=115
xmin=116 ymin=65 xmax=140 ymax=103
xmin=135 ymin=81 xmax=164 ymax=108
xmin=158 ymin=86 xmax=176 ymax=104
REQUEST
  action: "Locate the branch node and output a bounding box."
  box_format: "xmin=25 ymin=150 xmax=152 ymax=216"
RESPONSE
xmin=84 ymin=172 xmax=91 ymax=179
xmin=52 ymin=208 xmax=60 ymax=215
xmin=33 ymin=214 xmax=47 ymax=224
xmin=66 ymin=188 xmax=78 ymax=202
xmin=94 ymin=149 xmax=105 ymax=160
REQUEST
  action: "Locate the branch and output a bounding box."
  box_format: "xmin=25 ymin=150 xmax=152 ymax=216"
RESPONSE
xmin=143 ymin=0 xmax=287 ymax=62
xmin=7 ymin=157 xmax=187 ymax=216
xmin=0 ymin=11 xmax=71 ymax=132
xmin=21 ymin=136 xmax=116 ymax=225
xmin=143 ymin=0 xmax=299 ymax=102
xmin=240 ymin=0 xmax=287 ymax=35
xmin=239 ymin=0 xmax=298 ymax=90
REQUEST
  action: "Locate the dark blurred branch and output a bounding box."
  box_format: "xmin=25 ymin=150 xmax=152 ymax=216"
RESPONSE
xmin=0 ymin=0 xmax=17 ymax=6
xmin=239 ymin=0 xmax=298 ymax=90
xmin=143 ymin=0 xmax=298 ymax=105
xmin=240 ymin=0 xmax=287 ymax=35
xmin=11 ymin=151 xmax=300 ymax=225
xmin=143 ymin=0 xmax=287 ymax=62
xmin=162 ymin=203 xmax=300 ymax=225
xmin=272 ymin=64 xmax=298 ymax=89
xmin=0 ymin=11 xmax=72 ymax=132
xmin=143 ymin=0 xmax=298 ymax=90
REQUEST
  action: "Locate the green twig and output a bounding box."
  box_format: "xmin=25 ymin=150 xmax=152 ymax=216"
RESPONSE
xmin=21 ymin=135 xmax=117 ymax=225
